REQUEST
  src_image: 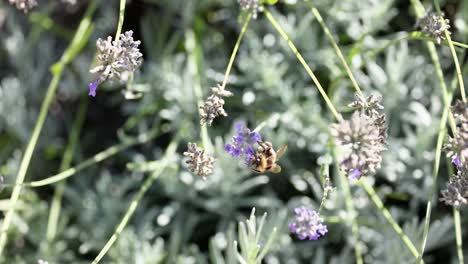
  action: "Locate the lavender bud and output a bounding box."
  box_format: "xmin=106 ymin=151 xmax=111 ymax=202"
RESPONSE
xmin=440 ymin=169 xmax=468 ymax=208
xmin=289 ymin=206 xmax=328 ymax=240
xmin=183 ymin=143 xmax=215 ymax=180
xmin=89 ymin=30 xmax=143 ymax=97
xmin=200 ymin=84 xmax=233 ymax=126
xmin=8 ymin=0 xmax=37 ymax=13
xmin=416 ymin=12 xmax=450 ymax=44
xmin=443 ymin=100 xmax=468 ymax=167
xmin=237 ymin=0 xmax=262 ymax=19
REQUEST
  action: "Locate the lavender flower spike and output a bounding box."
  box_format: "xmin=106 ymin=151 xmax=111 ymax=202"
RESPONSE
xmin=225 ymin=121 xmax=261 ymax=162
xmin=289 ymin=206 xmax=328 ymax=240
xmin=89 ymin=30 xmax=142 ymax=96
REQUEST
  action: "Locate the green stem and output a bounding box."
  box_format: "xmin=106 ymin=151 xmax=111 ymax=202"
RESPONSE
xmin=418 ymin=108 xmax=448 ymax=263
xmin=0 ymin=1 xmax=97 ymax=256
xmin=46 ymin=97 xmax=88 ymax=243
xmin=25 ymin=127 xmax=160 ymax=188
xmin=186 ymin=29 xmax=212 ymax=152
xmin=220 ymin=12 xmax=252 ymax=90
xmin=114 ymin=0 xmax=126 ymax=41
xmin=360 ymin=179 xmax=422 ymax=262
xmin=410 ymin=2 xmax=465 ymax=263
xmin=434 ymin=0 xmax=466 ymax=103
xmin=333 ymin=150 xmax=363 ymax=264
xmin=307 ymin=2 xmax=364 ymax=98
xmin=427 ymin=42 xmax=457 ymax=132
xmin=362 ymin=32 xmax=468 ymax=69
xmin=92 ymin=140 xmax=179 ymax=264
xmin=264 ymin=9 xmax=341 ymax=120
xmin=453 ymin=208 xmax=464 ymax=264
xmin=419 ymin=51 xmax=465 ymax=263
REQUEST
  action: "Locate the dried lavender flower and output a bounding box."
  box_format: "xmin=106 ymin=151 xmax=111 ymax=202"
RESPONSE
xmin=237 ymin=0 xmax=262 ymax=19
xmin=8 ymin=0 xmax=37 ymax=13
xmin=440 ymin=168 xmax=468 ymax=207
xmin=89 ymin=30 xmax=143 ymax=97
xmin=416 ymin=12 xmax=450 ymax=44
xmin=443 ymin=100 xmax=468 ymax=167
xmin=225 ymin=121 xmax=261 ymax=162
xmin=199 ymin=84 xmax=233 ymax=126
xmin=289 ymin=206 xmax=328 ymax=240
xmin=183 ymin=143 xmax=215 ymax=179
xmin=349 ymin=93 xmax=387 ymax=143
xmin=332 ymin=112 xmax=385 ymax=179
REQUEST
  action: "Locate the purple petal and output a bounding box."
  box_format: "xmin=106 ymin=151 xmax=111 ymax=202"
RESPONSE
xmin=452 ymin=155 xmax=461 ymax=167
xmin=88 ymin=81 xmax=98 ymax=97
xmin=235 ymin=121 xmax=246 ymax=133
xmin=349 ymin=168 xmax=362 ymax=180
xmin=248 ymin=131 xmax=262 ymax=144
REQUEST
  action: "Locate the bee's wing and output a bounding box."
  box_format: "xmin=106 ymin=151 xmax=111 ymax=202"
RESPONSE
xmin=276 ymin=145 xmax=288 ymax=160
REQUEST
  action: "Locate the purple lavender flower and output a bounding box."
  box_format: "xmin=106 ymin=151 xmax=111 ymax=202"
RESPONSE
xmin=289 ymin=206 xmax=328 ymax=240
xmin=88 ymin=81 xmax=99 ymax=97
xmin=225 ymin=121 xmax=261 ymax=162
xmin=452 ymin=155 xmax=462 ymax=167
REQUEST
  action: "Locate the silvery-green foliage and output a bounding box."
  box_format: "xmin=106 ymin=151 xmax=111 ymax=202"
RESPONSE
xmin=1 ymin=0 xmax=467 ymax=263
xmin=234 ymin=208 xmax=277 ymax=264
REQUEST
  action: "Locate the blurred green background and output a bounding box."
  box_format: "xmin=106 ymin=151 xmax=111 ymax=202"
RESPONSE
xmin=0 ymin=0 xmax=467 ymax=263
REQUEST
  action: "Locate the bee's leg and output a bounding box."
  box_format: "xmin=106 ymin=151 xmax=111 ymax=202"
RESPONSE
xmin=270 ymin=164 xmax=282 ymax=173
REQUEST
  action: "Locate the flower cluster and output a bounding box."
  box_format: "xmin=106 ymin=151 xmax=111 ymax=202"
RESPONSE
xmin=331 ymin=94 xmax=387 ymax=179
xmin=289 ymin=206 xmax=328 ymax=240
xmin=225 ymin=121 xmax=261 ymax=162
xmin=183 ymin=143 xmax=216 ymax=180
xmin=88 ymin=30 xmax=143 ymax=97
xmin=416 ymin=12 xmax=450 ymax=44
xmin=8 ymin=0 xmax=37 ymax=13
xmin=443 ymin=100 xmax=468 ymax=167
xmin=199 ymin=84 xmax=233 ymax=126
xmin=440 ymin=169 xmax=468 ymax=207
xmin=441 ymin=101 xmax=468 ymax=207
xmin=237 ymin=0 xmax=262 ymax=19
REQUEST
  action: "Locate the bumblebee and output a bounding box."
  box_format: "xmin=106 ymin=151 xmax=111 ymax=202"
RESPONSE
xmin=250 ymin=141 xmax=288 ymax=173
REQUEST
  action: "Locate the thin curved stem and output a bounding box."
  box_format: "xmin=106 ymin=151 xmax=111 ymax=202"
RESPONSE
xmin=454 ymin=208 xmax=464 ymax=264
xmin=306 ymin=2 xmax=364 ymax=98
xmin=427 ymin=43 xmax=457 ymax=132
xmin=0 ymin=127 xmax=160 ymax=190
xmin=27 ymin=127 xmax=159 ymax=188
xmin=333 ymin=150 xmax=363 ymax=264
xmin=418 ymin=108 xmax=448 ymax=263
xmin=220 ymin=12 xmax=252 ymax=90
xmin=410 ymin=2 xmax=464 ymax=263
xmin=360 ymin=179 xmax=422 ymax=262
xmin=361 ymin=32 xmax=468 ymax=69
xmin=0 ymin=1 xmax=98 ymax=256
xmin=46 ymin=97 xmax=88 ymax=243
xmin=186 ymin=29 xmax=213 ymax=152
xmin=434 ymin=0 xmax=466 ymax=103
xmin=92 ymin=140 xmax=178 ymax=264
xmin=264 ymin=9 xmax=341 ymax=121
xmin=419 ymin=49 xmax=465 ymax=263
xmin=114 ymin=0 xmax=126 ymax=41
